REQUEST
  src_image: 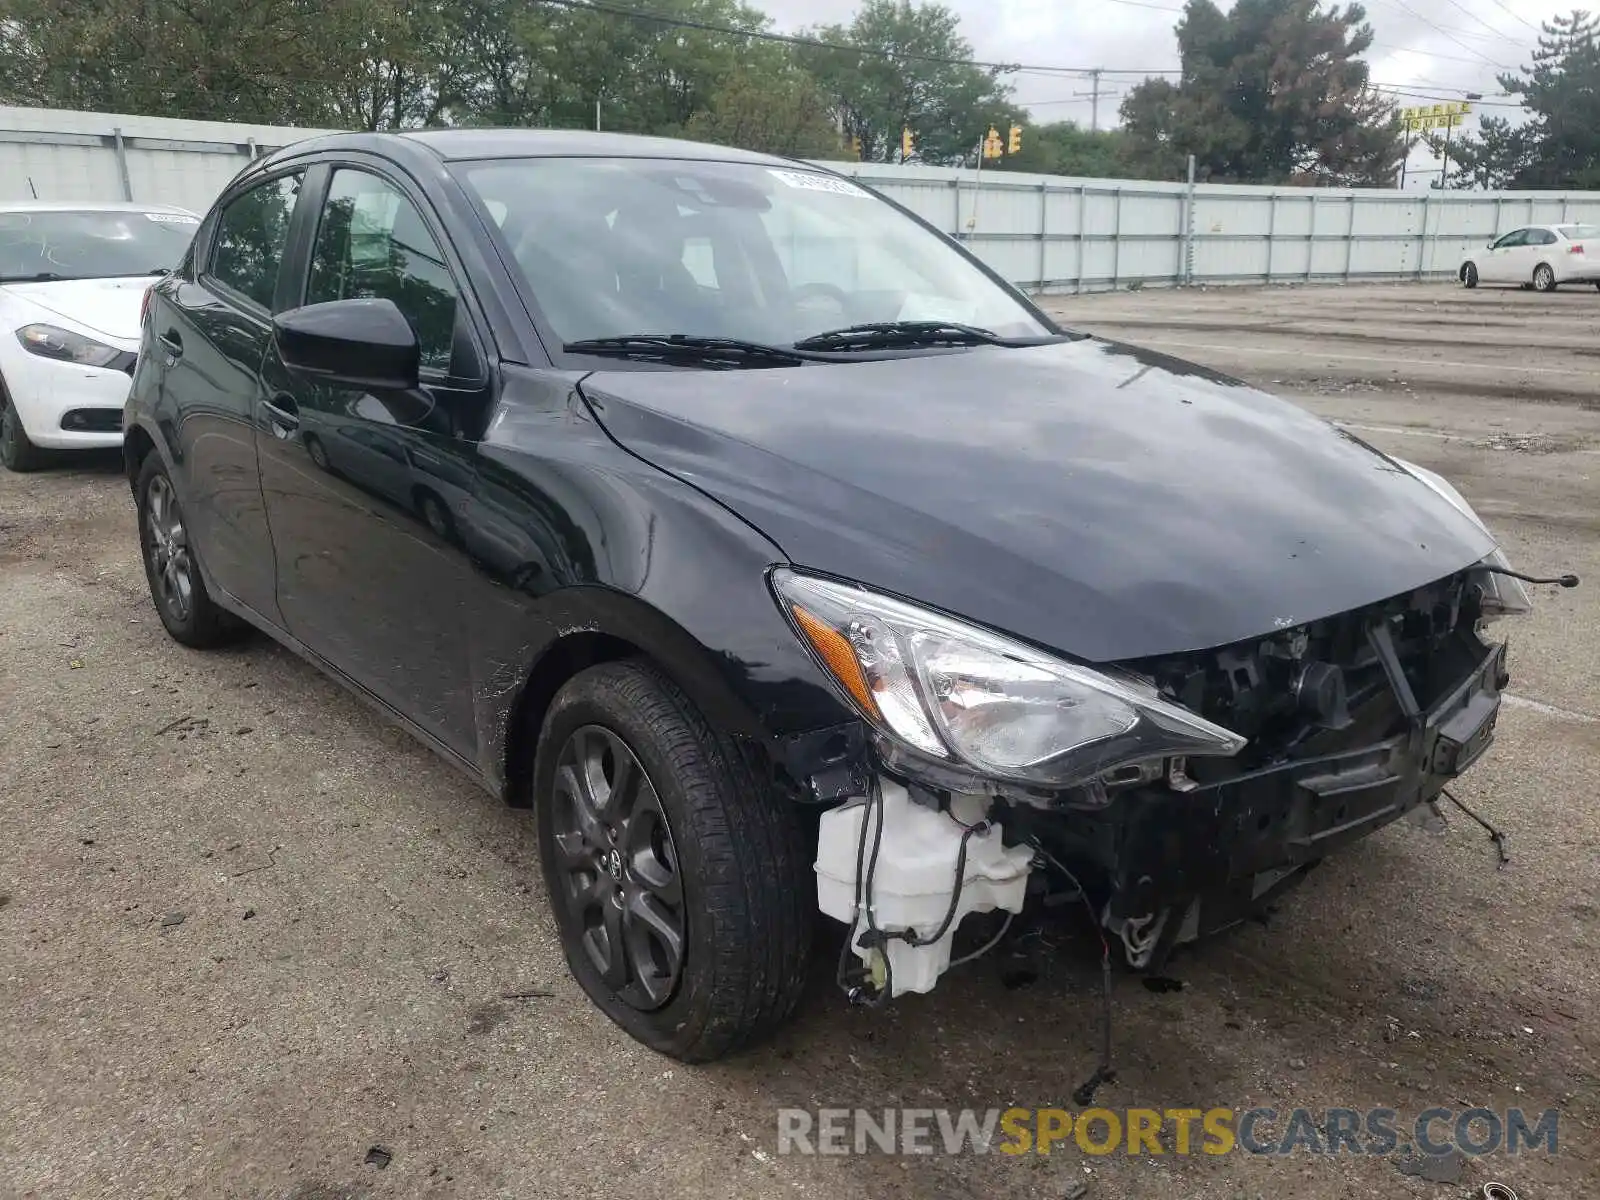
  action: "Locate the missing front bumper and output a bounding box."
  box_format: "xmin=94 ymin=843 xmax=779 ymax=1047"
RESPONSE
xmin=1084 ymin=640 xmax=1507 ymax=965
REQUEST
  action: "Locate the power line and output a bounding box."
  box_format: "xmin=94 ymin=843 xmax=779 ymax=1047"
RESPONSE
xmin=1371 ymin=41 xmax=1515 ymax=67
xmin=1369 ymin=83 xmax=1520 ymax=107
xmin=1379 ymin=0 xmax=1510 ymax=69
xmin=1435 ymin=0 xmax=1516 ymax=40
xmin=1024 ymin=94 xmax=1126 ymax=107
xmin=1013 ymin=66 xmax=1179 ymax=78
xmin=528 ymin=0 xmax=1182 ymax=77
xmin=529 ymin=0 xmax=1530 ymax=102
xmin=1485 ymin=0 xmax=1541 ymax=33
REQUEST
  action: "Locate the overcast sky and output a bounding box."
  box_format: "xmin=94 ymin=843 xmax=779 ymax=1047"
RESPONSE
xmin=763 ymin=0 xmax=1568 ymax=184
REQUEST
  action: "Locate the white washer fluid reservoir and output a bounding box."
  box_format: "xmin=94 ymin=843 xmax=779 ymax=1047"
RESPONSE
xmin=815 ymin=779 xmax=1033 ymax=996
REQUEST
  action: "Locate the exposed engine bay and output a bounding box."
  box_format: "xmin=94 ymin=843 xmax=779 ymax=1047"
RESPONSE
xmin=814 ymin=565 xmax=1520 ymax=1001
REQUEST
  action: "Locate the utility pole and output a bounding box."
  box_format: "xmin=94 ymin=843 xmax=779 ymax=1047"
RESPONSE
xmin=1069 ymin=69 xmax=1107 ymax=132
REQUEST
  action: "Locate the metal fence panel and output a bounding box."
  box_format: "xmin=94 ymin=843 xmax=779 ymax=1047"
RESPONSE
xmin=5 ymin=105 xmax=1600 ymax=293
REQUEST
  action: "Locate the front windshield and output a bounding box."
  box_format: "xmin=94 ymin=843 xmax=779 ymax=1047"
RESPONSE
xmin=0 ymin=209 xmax=199 ymax=282
xmin=458 ymin=157 xmax=1049 ymax=347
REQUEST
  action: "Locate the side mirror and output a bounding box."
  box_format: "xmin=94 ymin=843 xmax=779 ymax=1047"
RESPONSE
xmin=273 ymin=298 xmax=420 ymax=392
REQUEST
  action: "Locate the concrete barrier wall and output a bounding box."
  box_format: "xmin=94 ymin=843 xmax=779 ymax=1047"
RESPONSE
xmin=5 ymin=105 xmax=1598 ymax=293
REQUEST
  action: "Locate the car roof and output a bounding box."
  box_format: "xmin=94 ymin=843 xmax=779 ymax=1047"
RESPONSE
xmin=0 ymin=199 xmax=197 ymax=214
xmin=260 ymin=128 xmax=808 ymax=169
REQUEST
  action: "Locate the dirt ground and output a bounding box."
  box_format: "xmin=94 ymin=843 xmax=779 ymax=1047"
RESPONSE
xmin=2 ymin=282 xmax=1596 ymax=1199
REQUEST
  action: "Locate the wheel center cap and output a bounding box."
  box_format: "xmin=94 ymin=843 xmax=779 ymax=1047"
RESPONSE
xmin=604 ymin=848 xmax=623 ymax=881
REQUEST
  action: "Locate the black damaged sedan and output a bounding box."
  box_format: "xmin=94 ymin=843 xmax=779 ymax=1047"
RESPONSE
xmin=126 ymin=130 xmax=1546 ymax=1061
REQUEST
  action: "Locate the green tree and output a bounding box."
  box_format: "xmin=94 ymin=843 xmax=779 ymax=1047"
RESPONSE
xmin=803 ymin=0 xmax=1017 ymax=166
xmin=321 ymin=0 xmax=458 ymax=130
xmin=1119 ymin=0 xmax=1403 ymax=185
xmin=1443 ymin=11 xmax=1600 ymax=189
xmin=993 ymin=122 xmax=1136 ymax=177
xmin=509 ymin=0 xmax=774 ymax=137
xmin=1428 ymin=117 xmax=1537 ymax=189
xmin=0 ymin=0 xmax=376 ymax=125
xmin=685 ymin=66 xmax=845 ymax=159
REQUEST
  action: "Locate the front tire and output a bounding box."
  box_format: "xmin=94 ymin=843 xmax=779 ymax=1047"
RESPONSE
xmin=1461 ymin=263 xmax=1478 ymax=289
xmin=533 ymin=660 xmax=813 ymax=1062
xmin=416 ymin=488 xmax=456 ymax=542
xmin=135 ymin=455 xmax=244 ymax=648
xmin=1534 ymin=264 xmax=1557 ymax=292
xmin=0 ymin=396 xmax=47 ymax=472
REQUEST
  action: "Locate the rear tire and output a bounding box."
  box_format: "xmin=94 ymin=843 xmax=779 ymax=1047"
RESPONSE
xmin=533 ymin=659 xmax=813 ymax=1062
xmin=135 ymin=454 xmax=245 ymax=648
xmin=1461 ymin=262 xmax=1478 ymax=289
xmin=0 ymin=396 xmax=47 ymax=472
xmin=1533 ymin=264 xmax=1557 ymax=292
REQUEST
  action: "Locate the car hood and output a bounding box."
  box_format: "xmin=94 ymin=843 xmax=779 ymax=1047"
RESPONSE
xmin=3 ymin=277 xmax=151 ymax=342
xmin=577 ymin=339 xmax=1497 ymax=662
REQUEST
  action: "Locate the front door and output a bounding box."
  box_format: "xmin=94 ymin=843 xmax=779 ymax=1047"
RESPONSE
xmin=256 ymin=165 xmax=491 ymax=755
xmin=154 ymin=170 xmax=307 ymax=622
xmin=1482 ymin=228 xmax=1528 ymax=283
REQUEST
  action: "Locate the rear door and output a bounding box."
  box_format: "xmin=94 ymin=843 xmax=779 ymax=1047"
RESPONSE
xmin=149 ymin=169 xmax=309 ymax=623
xmin=255 ymin=161 xmax=493 ymax=754
xmin=1525 ymin=227 xmax=1559 ymax=283
xmin=1481 ymin=228 xmax=1527 ymax=283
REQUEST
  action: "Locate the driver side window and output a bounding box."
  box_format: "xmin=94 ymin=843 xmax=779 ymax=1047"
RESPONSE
xmin=1493 ymin=230 xmax=1528 ymax=249
xmin=305 ymin=169 xmax=461 ymax=374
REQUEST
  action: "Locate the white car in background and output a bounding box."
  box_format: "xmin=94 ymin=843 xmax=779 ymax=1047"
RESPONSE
xmin=1459 ymin=223 xmax=1600 ymax=293
xmin=0 ymin=201 xmax=200 ymax=471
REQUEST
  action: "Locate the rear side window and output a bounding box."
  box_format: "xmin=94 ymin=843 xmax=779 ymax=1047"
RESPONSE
xmin=1530 ymin=229 xmax=1558 ymax=246
xmin=305 ymin=169 xmax=459 ymax=374
xmin=209 ymin=173 xmax=304 ymax=309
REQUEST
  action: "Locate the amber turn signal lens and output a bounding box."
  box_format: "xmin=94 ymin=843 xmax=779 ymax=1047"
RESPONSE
xmin=790 ymin=603 xmax=880 ymax=718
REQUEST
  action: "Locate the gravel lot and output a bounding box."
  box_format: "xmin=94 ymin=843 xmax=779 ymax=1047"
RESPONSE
xmin=3 ymin=282 xmax=1596 ymax=1199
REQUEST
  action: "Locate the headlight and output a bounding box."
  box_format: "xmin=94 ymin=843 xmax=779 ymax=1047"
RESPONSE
xmin=771 ymin=569 xmax=1245 ymax=787
xmin=16 ymin=324 xmax=123 ymax=367
xmin=1473 ymin=547 xmax=1533 ymax=620
xmin=1392 ymin=457 xmax=1532 ymax=620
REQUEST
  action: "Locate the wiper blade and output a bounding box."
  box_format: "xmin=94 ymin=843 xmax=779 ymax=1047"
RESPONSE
xmin=563 ymin=333 xmax=806 ymax=368
xmin=792 ymin=320 xmax=1058 ymax=352
xmin=0 ymin=272 xmax=70 ymax=283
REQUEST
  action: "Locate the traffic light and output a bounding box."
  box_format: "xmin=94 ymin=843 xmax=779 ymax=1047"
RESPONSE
xmin=850 ymin=134 xmax=862 ymax=159
xmin=982 ymin=126 xmax=1002 ymax=160
xmin=901 ymin=126 xmax=915 ymax=160
xmin=1008 ymin=124 xmax=1022 ymax=154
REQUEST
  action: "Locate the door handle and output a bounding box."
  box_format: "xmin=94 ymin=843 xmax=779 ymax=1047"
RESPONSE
xmin=157 ymin=330 xmax=183 ymax=358
xmin=263 ymin=393 xmax=300 ymax=437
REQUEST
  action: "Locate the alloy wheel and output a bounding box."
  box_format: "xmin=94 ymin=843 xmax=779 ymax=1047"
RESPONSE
xmin=145 ymin=475 xmax=194 ymax=623
xmin=548 ymin=724 xmax=686 ymax=1011
xmin=1534 ymin=264 xmax=1555 ymax=292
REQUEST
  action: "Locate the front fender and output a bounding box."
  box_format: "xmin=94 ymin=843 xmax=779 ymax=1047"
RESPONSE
xmin=466 ymin=428 xmax=850 ymax=799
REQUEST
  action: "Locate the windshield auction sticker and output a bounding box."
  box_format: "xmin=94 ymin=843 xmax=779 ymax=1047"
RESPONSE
xmin=144 ymin=212 xmax=200 ymax=224
xmin=767 ymin=169 xmax=869 ymax=198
